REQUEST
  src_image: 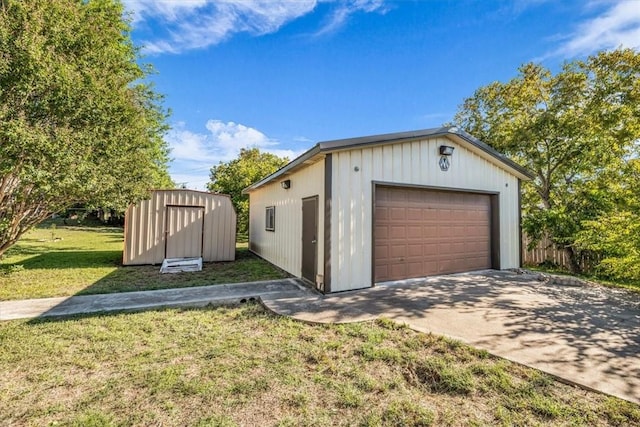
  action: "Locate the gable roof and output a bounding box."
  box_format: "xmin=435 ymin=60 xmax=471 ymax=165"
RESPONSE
xmin=243 ymin=126 xmax=533 ymax=193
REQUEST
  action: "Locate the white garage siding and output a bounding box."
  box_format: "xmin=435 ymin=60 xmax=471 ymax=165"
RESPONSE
xmin=329 ymin=136 xmax=520 ymax=292
xmin=248 ymin=159 xmax=325 ymax=281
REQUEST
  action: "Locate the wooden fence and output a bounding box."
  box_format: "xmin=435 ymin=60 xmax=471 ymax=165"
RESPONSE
xmin=522 ymin=234 xmax=570 ymax=269
xmin=521 ymin=234 xmax=601 ymax=272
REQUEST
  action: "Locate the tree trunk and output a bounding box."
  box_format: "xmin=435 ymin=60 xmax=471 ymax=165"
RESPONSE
xmin=563 ymin=245 xmax=582 ymax=273
xmin=0 ymin=209 xmax=51 ymax=259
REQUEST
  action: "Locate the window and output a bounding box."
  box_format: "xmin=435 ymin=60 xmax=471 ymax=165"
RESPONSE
xmin=265 ymin=206 xmax=275 ymax=231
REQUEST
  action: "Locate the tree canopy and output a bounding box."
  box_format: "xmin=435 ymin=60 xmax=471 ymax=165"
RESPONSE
xmin=0 ymin=0 xmax=172 ymax=257
xmin=208 ymin=148 xmax=289 ymax=236
xmin=454 ymin=48 xmax=640 ymax=272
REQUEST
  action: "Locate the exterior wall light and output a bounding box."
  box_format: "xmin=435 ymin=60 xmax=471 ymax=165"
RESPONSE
xmin=281 ymin=179 xmax=291 ymax=189
xmin=439 ymin=145 xmax=455 ymax=156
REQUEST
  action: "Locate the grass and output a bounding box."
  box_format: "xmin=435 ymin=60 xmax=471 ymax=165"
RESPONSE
xmin=0 ymin=220 xmax=289 ymax=301
xmin=525 ymin=264 xmax=640 ymax=293
xmin=1 ymin=304 xmax=638 ymax=426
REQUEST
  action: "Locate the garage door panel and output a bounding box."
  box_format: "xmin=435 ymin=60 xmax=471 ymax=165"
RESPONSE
xmin=375 ymin=207 xmax=389 ymax=220
xmin=438 ymin=260 xmax=454 ymax=273
xmin=390 ymin=225 xmax=406 ymax=239
xmin=375 ymin=186 xmax=492 ymax=282
xmin=407 ymin=208 xmax=423 ymax=221
xmin=473 ymin=225 xmax=490 ymax=237
xmin=390 ymin=244 xmax=406 ymax=258
xmin=390 ymin=189 xmax=407 ymax=202
xmin=407 ymin=225 xmax=422 ymax=237
xmin=407 ymin=244 xmax=423 ymax=257
xmin=451 ymin=242 xmax=466 ymax=254
xmin=437 ymin=209 xmax=452 ymax=221
xmin=421 ymin=209 xmax=437 ymax=221
xmin=375 ymin=245 xmax=388 ymax=260
xmin=375 ymin=265 xmax=388 ymax=279
xmin=375 ymin=226 xmax=388 ymax=239
xmin=389 ymin=263 xmax=406 ymax=278
xmin=407 ymin=262 xmax=425 ymax=276
xmin=451 ymin=226 xmax=466 ymax=237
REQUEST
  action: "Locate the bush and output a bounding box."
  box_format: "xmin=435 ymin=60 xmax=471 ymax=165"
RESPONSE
xmin=576 ymin=211 xmax=640 ymax=282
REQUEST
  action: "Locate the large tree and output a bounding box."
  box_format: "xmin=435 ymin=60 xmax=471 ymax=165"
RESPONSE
xmin=208 ymin=148 xmax=288 ymax=236
xmin=575 ymin=158 xmax=640 ymax=281
xmin=0 ymin=0 xmax=171 ymax=257
xmin=454 ymin=49 xmax=640 ymax=271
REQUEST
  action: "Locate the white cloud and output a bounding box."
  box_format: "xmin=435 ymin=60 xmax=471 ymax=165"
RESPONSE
xmin=293 ymin=135 xmax=314 ymax=143
xmin=170 ymin=172 xmax=211 ymax=191
xmin=167 ymin=127 xmax=216 ymax=162
xmin=316 ymin=0 xmax=388 ymax=35
xmin=553 ymin=1 xmax=640 ymax=57
xmin=166 ymin=120 xmax=305 ymax=190
xmin=205 ymin=120 xmax=277 ymax=152
xmin=124 ymin=0 xmax=387 ymax=54
xmin=126 ymin=0 xmax=209 ymax=23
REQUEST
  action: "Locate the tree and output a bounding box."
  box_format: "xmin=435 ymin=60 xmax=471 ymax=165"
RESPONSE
xmin=208 ymin=148 xmax=288 ymax=236
xmin=575 ymin=159 xmax=640 ymax=281
xmin=454 ymin=49 xmax=640 ymax=271
xmin=0 ymin=0 xmax=172 ymax=257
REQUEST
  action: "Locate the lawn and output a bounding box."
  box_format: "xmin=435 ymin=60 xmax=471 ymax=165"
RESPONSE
xmin=1 ymin=304 xmax=638 ymax=426
xmin=526 ymin=265 xmax=640 ymax=293
xmin=0 ymin=220 xmax=289 ymax=301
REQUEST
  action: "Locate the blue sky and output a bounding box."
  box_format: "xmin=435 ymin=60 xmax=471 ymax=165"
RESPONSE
xmin=124 ymin=0 xmax=640 ymax=190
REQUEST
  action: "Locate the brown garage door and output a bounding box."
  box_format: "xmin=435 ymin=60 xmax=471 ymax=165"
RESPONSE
xmin=374 ymin=186 xmax=492 ymax=282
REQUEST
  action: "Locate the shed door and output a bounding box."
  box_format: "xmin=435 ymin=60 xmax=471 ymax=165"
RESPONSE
xmin=301 ymin=196 xmax=319 ymax=286
xmin=374 ymin=186 xmax=491 ymax=282
xmin=165 ymin=206 xmax=205 ymax=259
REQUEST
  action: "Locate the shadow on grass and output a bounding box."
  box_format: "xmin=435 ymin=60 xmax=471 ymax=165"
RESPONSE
xmin=25 ymin=302 xmax=256 ymax=325
xmin=3 ymin=251 xmax=122 ymax=270
xmin=5 ymin=246 xmax=288 ymax=294
xmin=2 ymin=244 xmax=293 ymax=322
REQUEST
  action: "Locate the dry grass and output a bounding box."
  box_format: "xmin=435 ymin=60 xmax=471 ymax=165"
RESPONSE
xmin=1 ymin=304 xmax=638 ymax=426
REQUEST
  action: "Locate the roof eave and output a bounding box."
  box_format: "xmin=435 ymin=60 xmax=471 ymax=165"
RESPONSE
xmin=445 ymin=128 xmax=534 ymax=181
xmin=242 ymin=144 xmax=323 ymax=194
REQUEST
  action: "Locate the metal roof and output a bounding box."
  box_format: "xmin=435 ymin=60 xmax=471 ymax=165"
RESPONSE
xmin=243 ymin=126 xmax=533 ymax=193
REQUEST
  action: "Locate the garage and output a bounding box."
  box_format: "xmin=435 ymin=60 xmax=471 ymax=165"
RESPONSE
xmin=374 ymin=185 xmax=497 ymax=282
xmin=244 ymin=126 xmax=532 ymax=293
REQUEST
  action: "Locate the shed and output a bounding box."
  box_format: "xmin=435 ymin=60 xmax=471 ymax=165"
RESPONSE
xmin=244 ymin=126 xmax=533 ymax=293
xmin=123 ymin=189 xmax=236 ymax=266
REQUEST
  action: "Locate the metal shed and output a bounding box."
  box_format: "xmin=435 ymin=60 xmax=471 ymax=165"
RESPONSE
xmin=123 ymin=189 xmax=236 ymax=266
xmin=244 ymin=126 xmax=533 ymax=293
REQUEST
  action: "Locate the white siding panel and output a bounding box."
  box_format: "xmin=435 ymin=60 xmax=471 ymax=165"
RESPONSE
xmin=248 ymin=159 xmax=325 ymax=280
xmin=331 ymin=136 xmax=520 ymax=291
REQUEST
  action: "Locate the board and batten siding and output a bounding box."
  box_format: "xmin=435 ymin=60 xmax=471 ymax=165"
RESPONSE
xmin=249 ymin=159 xmax=325 ymax=280
xmin=330 ymin=136 xmax=520 ymax=292
xmin=123 ymin=190 xmax=236 ymax=265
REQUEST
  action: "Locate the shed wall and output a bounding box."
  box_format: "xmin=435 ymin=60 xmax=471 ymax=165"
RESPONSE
xmin=123 ymin=190 xmax=236 ymax=265
xmin=330 ymin=136 xmax=520 ymax=291
xmin=248 ymin=160 xmax=325 ymax=281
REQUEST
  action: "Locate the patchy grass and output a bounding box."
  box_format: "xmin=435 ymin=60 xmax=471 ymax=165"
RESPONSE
xmin=0 ymin=221 xmax=288 ymax=301
xmin=1 ymin=304 xmax=638 ymax=426
xmin=526 ymin=265 xmax=640 ymax=293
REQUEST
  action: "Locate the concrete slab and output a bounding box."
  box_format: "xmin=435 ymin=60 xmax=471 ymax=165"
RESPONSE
xmin=0 ymin=278 xmax=310 ymax=321
xmin=263 ymin=271 xmax=640 ymax=405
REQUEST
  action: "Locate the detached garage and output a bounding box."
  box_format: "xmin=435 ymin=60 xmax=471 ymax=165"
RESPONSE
xmin=244 ymin=127 xmax=532 ymax=293
xmin=123 ymin=189 xmax=236 ymax=266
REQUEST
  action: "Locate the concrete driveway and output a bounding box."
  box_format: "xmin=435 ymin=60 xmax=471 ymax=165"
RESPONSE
xmin=263 ymin=270 xmax=640 ymax=405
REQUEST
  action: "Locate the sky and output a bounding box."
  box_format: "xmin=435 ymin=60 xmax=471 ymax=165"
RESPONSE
xmin=124 ymin=0 xmax=640 ymax=190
